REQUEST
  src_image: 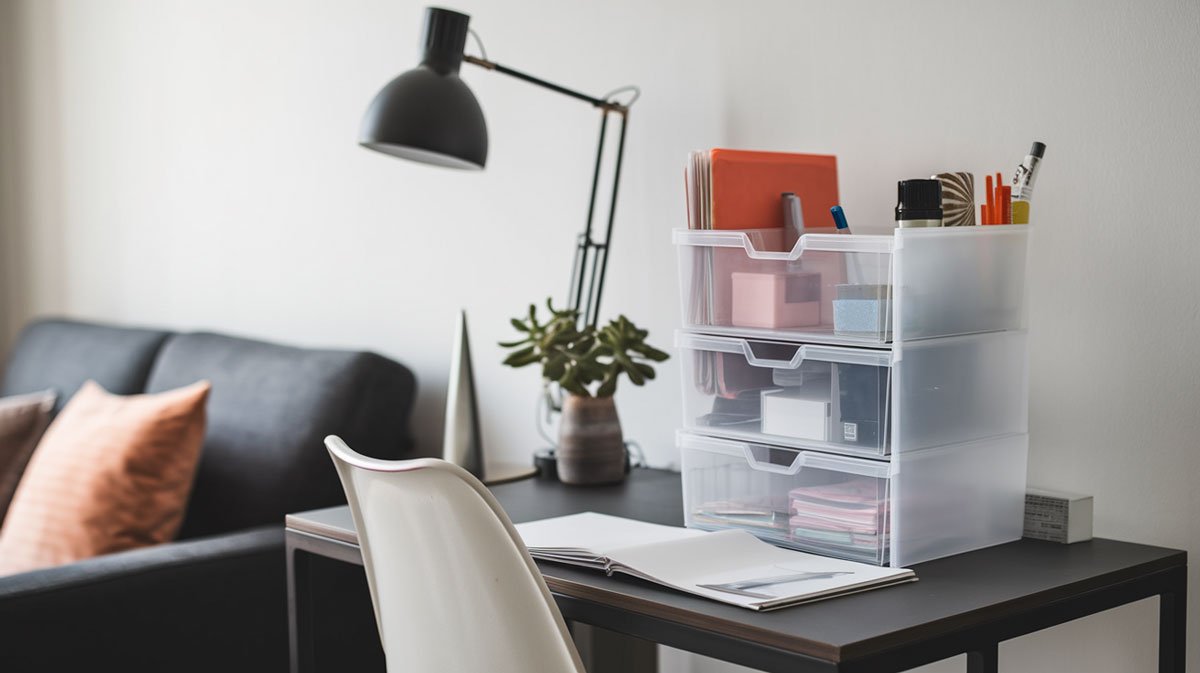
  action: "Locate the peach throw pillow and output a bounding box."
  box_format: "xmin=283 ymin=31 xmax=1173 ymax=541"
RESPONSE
xmin=0 ymin=380 xmax=210 ymax=575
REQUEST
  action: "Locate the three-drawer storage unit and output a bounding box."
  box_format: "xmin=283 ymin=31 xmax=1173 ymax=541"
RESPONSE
xmin=673 ymin=225 xmax=1030 ymax=567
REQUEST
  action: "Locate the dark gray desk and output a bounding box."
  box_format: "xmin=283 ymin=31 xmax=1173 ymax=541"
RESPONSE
xmin=285 ymin=468 xmax=1187 ymax=673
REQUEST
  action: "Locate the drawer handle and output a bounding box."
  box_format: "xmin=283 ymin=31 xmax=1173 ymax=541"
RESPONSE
xmin=739 ymin=342 xmax=892 ymax=369
xmin=742 ymin=343 xmax=807 ymax=370
xmin=742 ymin=446 xmax=806 ymax=475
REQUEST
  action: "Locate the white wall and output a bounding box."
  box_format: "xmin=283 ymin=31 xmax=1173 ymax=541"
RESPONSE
xmin=0 ymin=0 xmax=724 ymax=466
xmin=2 ymin=1 xmax=1198 ymax=672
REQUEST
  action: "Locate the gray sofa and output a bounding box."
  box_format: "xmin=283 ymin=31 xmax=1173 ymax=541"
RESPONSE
xmin=0 ymin=318 xmax=416 ymax=672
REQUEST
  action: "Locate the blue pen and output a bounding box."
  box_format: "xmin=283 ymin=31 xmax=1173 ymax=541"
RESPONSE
xmin=830 ymin=205 xmax=851 ymax=235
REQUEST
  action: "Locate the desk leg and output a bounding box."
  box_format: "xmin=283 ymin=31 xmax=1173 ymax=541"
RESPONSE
xmin=966 ymin=643 xmax=998 ymax=673
xmin=571 ymin=622 xmax=657 ymax=673
xmin=1159 ymin=567 xmax=1187 ymax=673
xmin=287 ymin=540 xmax=315 ymax=673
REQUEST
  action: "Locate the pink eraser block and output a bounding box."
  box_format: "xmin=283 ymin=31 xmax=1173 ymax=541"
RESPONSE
xmin=731 ymin=271 xmax=821 ymax=329
xmin=711 ymin=229 xmax=786 ymax=325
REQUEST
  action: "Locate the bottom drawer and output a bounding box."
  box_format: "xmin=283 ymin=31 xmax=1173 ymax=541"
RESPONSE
xmin=679 ymin=432 xmax=892 ymax=565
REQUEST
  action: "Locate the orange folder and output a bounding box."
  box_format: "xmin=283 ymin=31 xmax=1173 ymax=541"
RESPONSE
xmin=710 ymin=149 xmax=839 ymax=232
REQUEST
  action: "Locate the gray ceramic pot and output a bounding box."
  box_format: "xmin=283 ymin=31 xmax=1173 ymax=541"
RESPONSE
xmin=556 ymin=394 xmax=625 ymax=485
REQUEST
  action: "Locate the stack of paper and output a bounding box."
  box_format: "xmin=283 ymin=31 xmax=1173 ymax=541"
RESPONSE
xmin=790 ymin=479 xmax=890 ymax=564
xmin=516 ymin=512 xmax=914 ymax=611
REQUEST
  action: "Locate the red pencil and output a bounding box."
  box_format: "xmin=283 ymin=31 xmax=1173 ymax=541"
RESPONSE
xmin=1000 ymin=185 xmax=1012 ymax=224
xmin=994 ymin=172 xmax=1004 ymax=225
xmin=984 ymin=174 xmax=994 ymax=225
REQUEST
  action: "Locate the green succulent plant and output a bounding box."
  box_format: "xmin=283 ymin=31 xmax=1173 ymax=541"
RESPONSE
xmin=499 ymin=298 xmax=670 ymax=398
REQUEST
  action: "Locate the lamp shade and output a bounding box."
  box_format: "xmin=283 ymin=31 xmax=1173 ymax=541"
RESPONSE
xmin=359 ymin=7 xmax=488 ymax=169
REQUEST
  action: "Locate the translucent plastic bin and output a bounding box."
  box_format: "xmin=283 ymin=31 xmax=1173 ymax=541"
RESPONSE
xmin=673 ymin=226 xmax=1028 ymax=344
xmin=679 ymin=432 xmax=1029 ymax=567
xmin=676 ymin=330 xmax=1028 ymax=457
xmin=679 ymin=432 xmax=893 ymax=565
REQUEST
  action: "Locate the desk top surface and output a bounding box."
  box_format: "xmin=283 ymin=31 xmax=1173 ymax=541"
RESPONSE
xmin=286 ymin=468 xmax=1185 ymax=663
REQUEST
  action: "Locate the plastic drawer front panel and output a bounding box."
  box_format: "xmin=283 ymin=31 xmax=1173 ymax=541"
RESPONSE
xmin=679 ymin=432 xmax=893 ymax=566
xmin=679 ymin=432 xmax=1029 ymax=568
xmin=676 ymin=332 xmax=892 ymax=457
xmin=676 ymin=331 xmax=1028 ymax=457
xmin=673 ymin=226 xmax=1028 ymax=345
xmin=675 ymin=229 xmax=894 ymax=345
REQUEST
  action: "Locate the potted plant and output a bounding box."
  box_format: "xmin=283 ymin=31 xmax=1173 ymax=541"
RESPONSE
xmin=500 ymin=299 xmax=669 ymax=485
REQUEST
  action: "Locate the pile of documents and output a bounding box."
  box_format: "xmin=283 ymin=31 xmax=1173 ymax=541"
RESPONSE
xmin=789 ymin=478 xmax=890 ymax=564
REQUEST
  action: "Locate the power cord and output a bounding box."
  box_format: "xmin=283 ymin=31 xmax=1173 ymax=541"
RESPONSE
xmin=601 ymin=85 xmax=641 ymax=107
xmin=467 ymin=29 xmax=488 ymax=61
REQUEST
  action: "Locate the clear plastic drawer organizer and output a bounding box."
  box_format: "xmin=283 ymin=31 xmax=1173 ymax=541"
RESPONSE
xmin=673 ymin=225 xmax=1032 ymax=567
xmin=674 ymin=226 xmax=1029 ymax=345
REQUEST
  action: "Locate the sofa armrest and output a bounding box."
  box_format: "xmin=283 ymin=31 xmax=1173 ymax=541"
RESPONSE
xmin=0 ymin=526 xmax=288 ymax=673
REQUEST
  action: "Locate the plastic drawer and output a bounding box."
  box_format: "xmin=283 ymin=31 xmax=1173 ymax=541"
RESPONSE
xmin=675 ymin=228 xmax=894 ymax=345
xmin=673 ymin=226 xmax=1028 ymax=345
xmin=679 ymin=432 xmax=893 ymax=565
xmin=679 ymin=432 xmax=1030 ymax=568
xmin=676 ymin=330 xmax=1029 ymax=456
xmin=677 ymin=331 xmax=892 ymax=457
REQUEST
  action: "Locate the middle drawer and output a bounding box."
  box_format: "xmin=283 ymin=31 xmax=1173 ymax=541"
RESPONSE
xmin=677 ymin=329 xmax=1029 ymax=457
xmin=677 ymin=331 xmax=893 ymax=457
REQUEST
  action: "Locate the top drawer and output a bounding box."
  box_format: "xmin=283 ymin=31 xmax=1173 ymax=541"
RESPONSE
xmin=673 ymin=226 xmax=1028 ymax=344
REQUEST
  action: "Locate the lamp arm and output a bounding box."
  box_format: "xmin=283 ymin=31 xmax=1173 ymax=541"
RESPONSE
xmin=464 ymin=53 xmax=631 ymax=328
xmin=464 ymin=55 xmax=627 ymax=112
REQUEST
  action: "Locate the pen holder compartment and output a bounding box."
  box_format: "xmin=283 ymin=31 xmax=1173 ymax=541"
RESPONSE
xmin=679 ymin=432 xmax=892 ymax=565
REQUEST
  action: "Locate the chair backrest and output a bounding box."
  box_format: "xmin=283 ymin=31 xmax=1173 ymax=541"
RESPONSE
xmin=325 ymin=436 xmax=585 ymax=673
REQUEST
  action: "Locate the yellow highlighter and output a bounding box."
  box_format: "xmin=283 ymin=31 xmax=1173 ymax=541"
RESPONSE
xmin=1011 ymin=142 xmax=1046 ymax=224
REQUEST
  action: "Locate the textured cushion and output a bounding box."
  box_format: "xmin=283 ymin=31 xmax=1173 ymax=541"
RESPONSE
xmin=146 ymin=333 xmax=412 ymax=537
xmin=0 ymin=319 xmax=170 ymax=414
xmin=0 ymin=391 xmax=57 ymax=526
xmin=145 ymin=332 xmax=415 ymax=539
xmin=0 ymin=380 xmax=210 ymax=575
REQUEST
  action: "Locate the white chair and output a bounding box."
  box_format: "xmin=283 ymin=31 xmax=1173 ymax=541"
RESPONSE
xmin=325 ymin=435 xmax=586 ymax=673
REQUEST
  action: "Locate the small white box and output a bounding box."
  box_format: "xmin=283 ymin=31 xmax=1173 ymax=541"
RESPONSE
xmin=1024 ymin=488 xmax=1093 ymax=544
xmin=760 ymin=384 xmax=830 ymax=441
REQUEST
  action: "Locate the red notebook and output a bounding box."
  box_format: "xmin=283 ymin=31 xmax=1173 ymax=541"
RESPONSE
xmin=710 ymin=150 xmax=839 ymax=231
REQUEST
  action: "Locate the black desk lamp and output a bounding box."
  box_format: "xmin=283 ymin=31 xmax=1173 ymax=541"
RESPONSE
xmin=360 ymin=6 xmax=636 ymax=328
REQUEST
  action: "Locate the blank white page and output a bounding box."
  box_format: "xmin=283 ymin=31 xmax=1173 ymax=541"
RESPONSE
xmin=515 ymin=512 xmax=703 ymax=554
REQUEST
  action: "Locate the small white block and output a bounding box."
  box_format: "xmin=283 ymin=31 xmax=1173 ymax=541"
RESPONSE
xmin=761 ymin=385 xmax=830 ymax=441
xmin=1024 ymin=488 xmax=1094 ymax=544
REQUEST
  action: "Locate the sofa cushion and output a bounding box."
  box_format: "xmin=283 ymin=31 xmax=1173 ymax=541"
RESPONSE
xmin=0 ymin=319 xmax=171 ymax=414
xmin=0 ymin=390 xmax=57 ymax=526
xmin=0 ymin=380 xmax=210 ymax=575
xmin=145 ymin=332 xmax=415 ymax=539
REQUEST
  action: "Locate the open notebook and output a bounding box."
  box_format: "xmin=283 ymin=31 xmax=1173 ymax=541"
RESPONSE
xmin=515 ymin=513 xmax=915 ymax=611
